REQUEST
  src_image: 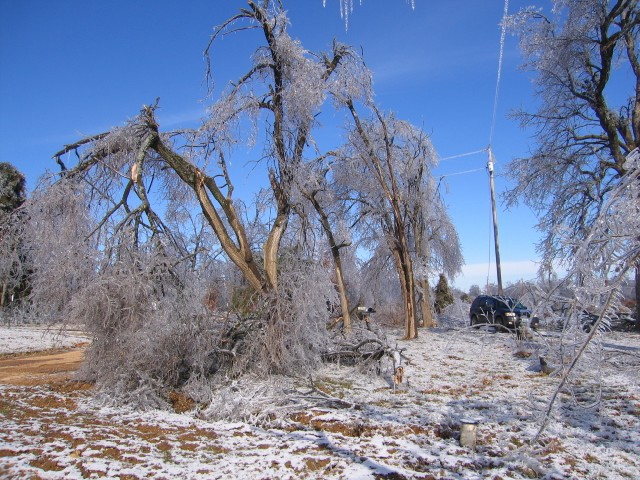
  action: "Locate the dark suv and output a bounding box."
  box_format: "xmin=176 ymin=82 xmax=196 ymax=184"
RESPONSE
xmin=469 ymin=295 xmax=536 ymax=331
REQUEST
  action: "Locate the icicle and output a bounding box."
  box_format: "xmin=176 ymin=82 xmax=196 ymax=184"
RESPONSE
xmin=337 ymin=0 xmax=353 ymax=31
xmin=344 ymin=0 xmax=350 ymax=31
xmin=330 ymin=0 xmax=414 ymax=31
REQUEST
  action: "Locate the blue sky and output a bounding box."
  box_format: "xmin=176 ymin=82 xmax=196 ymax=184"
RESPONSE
xmin=0 ymin=0 xmax=544 ymax=291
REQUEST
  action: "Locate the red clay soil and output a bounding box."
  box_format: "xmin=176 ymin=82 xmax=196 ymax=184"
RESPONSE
xmin=0 ymin=344 xmax=87 ymax=386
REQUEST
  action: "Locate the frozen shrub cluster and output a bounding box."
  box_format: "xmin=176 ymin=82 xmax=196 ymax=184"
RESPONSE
xmin=223 ymin=251 xmax=336 ymax=378
xmin=56 ymin=219 xmax=340 ymax=410
xmin=70 ymin=253 xmax=220 ymax=409
xmin=200 ymin=375 xmax=295 ymax=423
xmin=14 ymin=180 xmax=98 ymax=325
xmin=438 ymin=297 xmax=470 ymax=329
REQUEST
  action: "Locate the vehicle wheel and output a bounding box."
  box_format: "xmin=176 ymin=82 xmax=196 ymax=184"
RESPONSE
xmin=494 ymin=316 xmax=506 ymax=332
xmin=471 ymin=315 xmax=479 ymax=328
xmin=530 ymin=316 xmax=540 ymax=331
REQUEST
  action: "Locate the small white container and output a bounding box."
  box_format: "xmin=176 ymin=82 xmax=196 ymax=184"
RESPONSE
xmin=459 ymin=419 xmax=478 ymax=450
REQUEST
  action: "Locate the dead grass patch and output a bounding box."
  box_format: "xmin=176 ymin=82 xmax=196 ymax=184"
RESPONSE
xmin=514 ymin=350 xmax=533 ymax=359
xmin=537 ymin=437 xmax=565 ymax=455
xmin=0 ymin=449 xmax=21 ymax=457
xmin=30 ymin=456 xmax=65 ymax=471
xmin=50 ymin=380 xmax=93 ymax=394
xmin=207 ymin=444 xmax=230 ymax=455
xmin=168 ymin=390 xmax=196 ymax=413
xmin=31 ymin=395 xmax=76 ymax=410
xmin=303 ymin=456 xmax=331 ymax=471
xmin=156 ymin=441 xmax=172 ymax=452
xmin=289 ymin=411 xmax=376 ymax=437
xmin=131 ymin=423 xmax=177 ymax=441
xmin=178 ymin=428 xmax=218 ymax=443
xmin=179 ymin=442 xmax=200 ymax=451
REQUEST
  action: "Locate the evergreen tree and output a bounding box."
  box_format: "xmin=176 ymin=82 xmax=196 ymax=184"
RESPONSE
xmin=434 ymin=273 xmax=454 ymax=314
xmin=0 ymin=162 xmax=28 ymax=307
xmin=0 ymin=162 xmax=26 ymax=213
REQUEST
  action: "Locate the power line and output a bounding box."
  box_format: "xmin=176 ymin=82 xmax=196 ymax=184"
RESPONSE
xmin=438 ymin=167 xmax=486 ymax=179
xmin=488 ymin=0 xmax=509 ymax=147
xmin=439 ymin=148 xmax=488 ymax=162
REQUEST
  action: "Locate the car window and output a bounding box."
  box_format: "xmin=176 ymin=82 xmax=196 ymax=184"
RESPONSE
xmin=499 ymin=300 xmax=517 ymax=310
xmin=506 ymin=299 xmax=526 ymax=309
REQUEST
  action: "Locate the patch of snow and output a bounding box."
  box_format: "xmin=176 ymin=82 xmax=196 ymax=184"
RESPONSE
xmin=0 ymin=325 xmax=89 ymax=354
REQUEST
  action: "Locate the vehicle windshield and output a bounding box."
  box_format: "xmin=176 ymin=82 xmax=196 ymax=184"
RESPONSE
xmin=500 ymin=298 xmax=527 ymax=310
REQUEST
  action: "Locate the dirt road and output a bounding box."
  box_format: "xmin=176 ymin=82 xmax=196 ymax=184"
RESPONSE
xmin=0 ymin=345 xmax=87 ymax=386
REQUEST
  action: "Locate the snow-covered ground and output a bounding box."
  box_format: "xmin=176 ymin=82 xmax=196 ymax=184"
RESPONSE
xmin=0 ymin=321 xmax=638 ymax=479
xmin=0 ymin=324 xmax=89 ymax=354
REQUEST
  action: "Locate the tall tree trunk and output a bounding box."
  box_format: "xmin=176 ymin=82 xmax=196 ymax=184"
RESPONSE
xmin=418 ymin=278 xmax=435 ymax=328
xmin=306 ymin=193 xmax=352 ymax=332
xmin=262 ymin=210 xmax=289 ymax=291
xmin=332 ymin=249 xmax=352 ymax=333
xmin=392 ymin=246 xmax=418 ymax=339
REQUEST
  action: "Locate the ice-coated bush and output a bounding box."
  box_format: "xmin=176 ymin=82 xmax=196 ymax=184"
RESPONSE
xmin=71 ymin=254 xmax=221 ymax=409
xmin=223 ymin=251 xmax=336 ymax=378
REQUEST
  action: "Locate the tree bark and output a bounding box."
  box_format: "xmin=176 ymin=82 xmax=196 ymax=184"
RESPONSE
xmin=332 ymin=251 xmax=352 ymax=333
xmin=305 ymin=192 xmax=352 ymax=332
xmin=148 ymin=117 xmax=266 ymax=294
xmin=418 ymin=278 xmax=435 ymax=328
xmin=391 ymin=244 xmax=418 ymax=340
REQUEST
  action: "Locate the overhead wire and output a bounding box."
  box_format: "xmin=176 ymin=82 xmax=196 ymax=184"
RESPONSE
xmin=439 ymin=167 xmax=486 ymax=178
xmin=489 ymin=0 xmax=509 ymax=148
xmin=438 ymin=0 xmax=509 ymax=172
xmin=439 ymin=148 xmax=488 ymax=162
xmin=432 ymin=0 xmax=511 ymax=291
xmin=484 ymin=0 xmax=510 ymax=290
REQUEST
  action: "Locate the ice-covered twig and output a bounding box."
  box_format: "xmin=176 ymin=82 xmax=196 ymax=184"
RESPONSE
xmin=533 ymin=288 xmax=616 ymax=443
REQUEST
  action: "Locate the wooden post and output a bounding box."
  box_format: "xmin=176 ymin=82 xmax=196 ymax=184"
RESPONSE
xmin=488 ymin=148 xmax=503 ymax=295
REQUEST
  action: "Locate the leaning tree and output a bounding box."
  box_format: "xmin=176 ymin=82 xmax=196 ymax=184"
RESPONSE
xmin=56 ymin=1 xmax=365 ymax=295
xmin=505 ymin=0 xmax=640 ymax=325
xmin=47 ymin=0 xmax=416 ymax=387
xmin=33 ymin=2 xmax=466 ymax=406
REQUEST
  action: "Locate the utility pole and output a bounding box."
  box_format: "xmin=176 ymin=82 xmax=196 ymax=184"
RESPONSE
xmin=487 ymin=147 xmax=503 ymax=295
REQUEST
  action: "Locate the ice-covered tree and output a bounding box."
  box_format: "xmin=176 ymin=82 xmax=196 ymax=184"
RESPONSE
xmin=43 ymin=0 xmax=397 ymax=393
xmin=295 ymin=159 xmax=358 ymax=332
xmin=336 ymin=105 xmax=460 ymax=338
xmin=505 ymin=0 xmax=640 ymax=324
xmin=468 ymin=284 xmax=481 ymax=298
xmin=410 ymin=179 xmax=463 ymax=327
xmin=55 ymin=1 xmax=357 ymax=300
xmin=532 ymin=148 xmax=640 ymax=440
